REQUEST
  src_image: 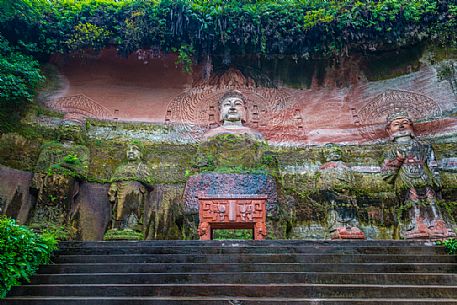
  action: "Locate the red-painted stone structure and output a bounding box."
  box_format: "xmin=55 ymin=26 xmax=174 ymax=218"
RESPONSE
xmin=197 ymin=195 xmax=267 ymax=240
xmin=331 ymin=226 xmax=366 ymax=240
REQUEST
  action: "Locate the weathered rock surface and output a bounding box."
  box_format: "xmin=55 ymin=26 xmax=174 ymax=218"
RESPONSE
xmin=45 ymin=49 xmax=457 ymax=145
xmin=0 ymin=165 xmax=34 ymax=224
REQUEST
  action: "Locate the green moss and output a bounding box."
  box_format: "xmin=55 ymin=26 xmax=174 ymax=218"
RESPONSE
xmin=104 ymin=229 xmax=143 ymax=241
xmin=213 ymin=229 xmax=253 ymax=240
xmin=0 ymin=133 xmax=42 ymax=171
xmin=86 ymin=118 xmax=180 ymax=135
xmin=427 ymin=46 xmax=457 ymax=63
xmin=195 ymin=134 xmax=275 ymax=175
xmin=87 ymin=138 xmax=197 ymax=184
xmin=28 ymin=223 xmax=76 ymax=241
xmin=34 ymin=141 xmax=90 ymax=179
xmin=1 ymin=116 xmax=456 ymax=233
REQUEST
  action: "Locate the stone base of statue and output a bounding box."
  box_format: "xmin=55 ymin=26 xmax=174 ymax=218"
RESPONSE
xmin=328 ymin=203 xmax=364 ymax=240
xmin=430 ymin=219 xmax=456 ymax=239
xmin=403 ymin=217 xmax=455 ymax=240
xmin=331 ymin=226 xmax=365 ymax=240
xmin=400 ymin=201 xmax=456 ymax=240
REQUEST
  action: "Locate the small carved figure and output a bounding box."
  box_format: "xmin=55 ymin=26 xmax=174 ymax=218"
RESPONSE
xmin=239 ymin=204 xmax=253 ymax=222
xmin=214 ymin=204 xmax=226 ymax=221
xmin=204 ymin=90 xmax=263 ymax=140
xmin=319 ymin=143 xmax=365 ymax=239
xmin=197 ymin=221 xmax=210 ymax=239
xmin=108 ymin=143 xmax=152 ymax=234
xmin=30 ymin=121 xmax=89 ymax=232
xmin=255 ymin=222 xmax=267 ymax=240
xmin=381 ymin=111 xmax=454 ymax=239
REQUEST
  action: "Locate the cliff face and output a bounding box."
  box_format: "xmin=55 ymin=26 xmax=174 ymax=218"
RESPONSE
xmin=45 ymin=47 xmax=457 ymax=145
xmin=0 ymin=46 xmax=456 ymax=240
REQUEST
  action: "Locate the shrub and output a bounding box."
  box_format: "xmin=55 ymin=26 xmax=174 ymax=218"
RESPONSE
xmin=0 ymin=36 xmax=44 ymax=105
xmin=213 ymin=229 xmax=253 ymax=240
xmin=1 ymin=0 xmax=456 ymax=61
xmin=436 ymin=238 xmax=457 ymax=255
xmin=0 ymin=217 xmax=58 ymax=298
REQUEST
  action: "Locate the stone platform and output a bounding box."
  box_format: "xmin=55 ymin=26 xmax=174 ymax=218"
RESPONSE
xmin=4 ymin=240 xmax=457 ymax=304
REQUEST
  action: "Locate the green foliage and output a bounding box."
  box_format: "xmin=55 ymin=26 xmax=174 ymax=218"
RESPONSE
xmin=194 ymin=133 xmax=272 ymax=175
xmin=213 ymin=229 xmax=253 ymax=240
xmin=0 ymin=36 xmax=44 ymax=105
xmin=1 ymin=0 xmax=456 ymax=67
xmin=104 ymin=229 xmax=143 ymax=241
xmin=66 ymin=22 xmax=112 ymax=51
xmin=63 ymin=154 xmax=81 ymax=165
xmin=173 ymin=44 xmax=195 ymax=74
xmin=0 ymin=217 xmax=58 ymax=298
xmin=45 ymin=151 xmax=87 ymax=178
xmin=46 ymin=164 xmax=68 ymax=177
xmin=436 ymin=238 xmax=457 ymax=254
xmin=41 ymin=225 xmax=73 ymax=241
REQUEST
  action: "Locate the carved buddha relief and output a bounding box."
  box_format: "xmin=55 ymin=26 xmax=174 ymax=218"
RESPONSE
xmin=107 ymin=143 xmax=152 ymax=237
xmin=203 ymin=90 xmax=263 ymax=140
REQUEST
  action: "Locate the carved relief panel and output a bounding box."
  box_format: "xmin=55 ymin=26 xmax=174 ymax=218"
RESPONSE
xmin=47 ymin=94 xmax=113 ymax=123
xmin=354 ymin=89 xmax=443 ymax=142
xmin=165 ymin=69 xmax=305 ymax=143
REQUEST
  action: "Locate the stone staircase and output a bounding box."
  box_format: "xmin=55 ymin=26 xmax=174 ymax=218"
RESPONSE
xmin=4 ymin=240 xmax=457 ymax=304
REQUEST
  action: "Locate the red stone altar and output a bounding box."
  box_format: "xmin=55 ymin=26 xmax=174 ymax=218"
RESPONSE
xmin=197 ymin=195 xmax=267 ymax=240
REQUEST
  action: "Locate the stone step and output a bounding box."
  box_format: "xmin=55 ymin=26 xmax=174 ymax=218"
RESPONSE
xmin=58 ymin=240 xmax=434 ymax=248
xmin=37 ymin=262 xmax=457 ymax=274
xmin=5 ymin=241 xmax=455 ymax=305
xmin=4 ymin=297 xmax=457 ymax=305
xmin=8 ymin=284 xmax=457 ymax=298
xmin=28 ymin=272 xmax=457 ymax=285
xmin=52 ymin=253 xmax=457 ymax=264
xmin=54 ymin=246 xmax=446 ymax=255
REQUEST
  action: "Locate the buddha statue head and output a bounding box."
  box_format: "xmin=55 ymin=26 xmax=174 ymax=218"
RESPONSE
xmin=219 ymin=90 xmax=247 ymax=126
xmin=323 ymin=143 xmax=343 ymax=162
xmin=59 ymin=120 xmax=83 ymax=144
xmin=386 ymin=111 xmax=415 ymax=142
xmin=126 ymin=143 xmax=142 ymax=162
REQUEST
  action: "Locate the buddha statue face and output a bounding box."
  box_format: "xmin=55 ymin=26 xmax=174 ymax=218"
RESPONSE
xmin=219 ymin=92 xmax=246 ymax=124
xmin=59 ymin=120 xmax=83 ymax=143
xmin=126 ymin=144 xmax=142 ymax=161
xmin=324 ymin=143 xmax=342 ymax=162
xmin=386 ymin=112 xmax=415 ymax=141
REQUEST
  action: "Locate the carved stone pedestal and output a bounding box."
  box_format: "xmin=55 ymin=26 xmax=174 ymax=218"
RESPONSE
xmin=197 ymin=195 xmax=267 ymax=240
xmin=403 ymin=217 xmax=456 ymax=240
xmin=331 ymin=226 xmax=366 ymax=240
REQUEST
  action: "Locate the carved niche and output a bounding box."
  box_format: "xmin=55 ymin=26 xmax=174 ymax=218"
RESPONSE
xmin=47 ymin=94 xmax=113 ymax=123
xmin=165 ymin=68 xmax=305 ymax=144
xmin=197 ymin=195 xmax=267 ymax=240
xmin=354 ymin=89 xmax=442 ymax=142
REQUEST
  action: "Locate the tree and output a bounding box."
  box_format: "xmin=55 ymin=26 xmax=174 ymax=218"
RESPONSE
xmin=0 ymin=36 xmax=43 ymax=105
